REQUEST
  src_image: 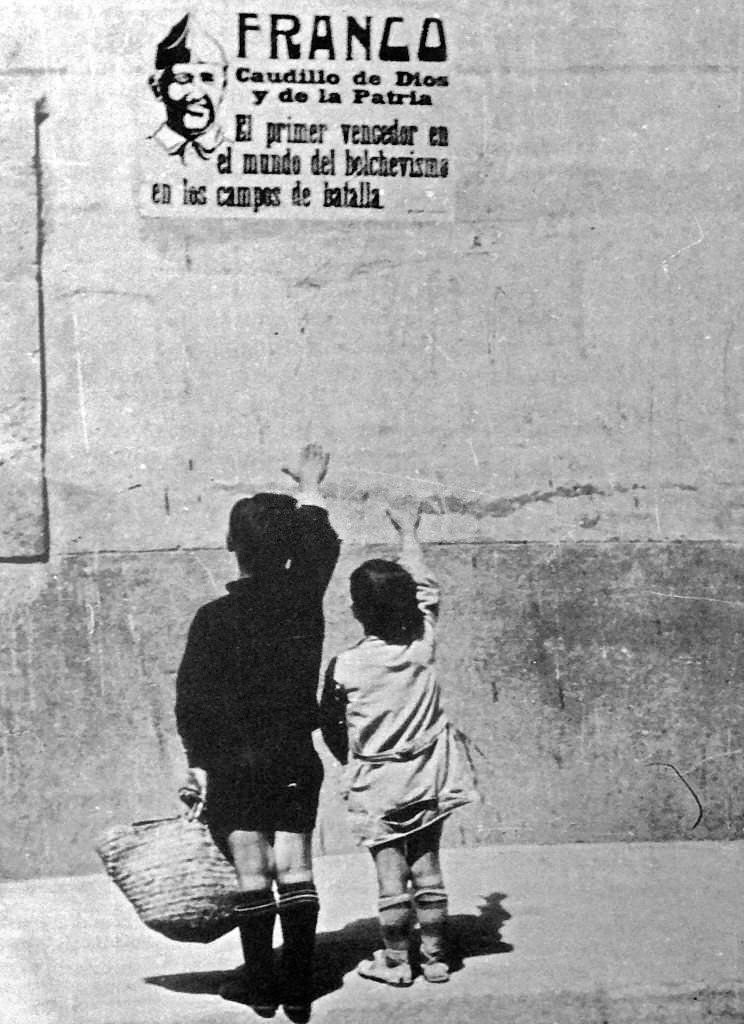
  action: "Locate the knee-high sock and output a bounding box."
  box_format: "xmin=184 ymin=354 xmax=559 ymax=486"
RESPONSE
xmin=232 ymin=889 xmax=277 ymax=1000
xmin=277 ymin=882 xmax=319 ymax=1006
xmin=412 ymin=887 xmax=448 ymax=961
xmin=378 ymin=893 xmax=413 ymax=957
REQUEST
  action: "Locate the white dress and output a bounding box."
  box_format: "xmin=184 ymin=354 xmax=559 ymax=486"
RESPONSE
xmin=330 ymin=546 xmax=478 ymax=847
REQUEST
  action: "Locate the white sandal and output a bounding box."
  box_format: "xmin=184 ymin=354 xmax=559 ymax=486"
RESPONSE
xmin=421 ymin=958 xmax=450 ymax=983
xmin=357 ymin=950 xmax=413 ymax=987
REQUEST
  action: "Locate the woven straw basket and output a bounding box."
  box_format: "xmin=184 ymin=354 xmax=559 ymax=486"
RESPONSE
xmin=95 ymin=816 xmax=240 ymax=942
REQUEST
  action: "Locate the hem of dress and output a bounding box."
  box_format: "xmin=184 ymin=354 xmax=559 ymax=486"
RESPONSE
xmin=362 ymin=809 xmax=455 ymax=849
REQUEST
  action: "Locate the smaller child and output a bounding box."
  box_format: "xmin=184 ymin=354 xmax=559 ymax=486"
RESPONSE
xmin=320 ymin=505 xmax=478 ymax=986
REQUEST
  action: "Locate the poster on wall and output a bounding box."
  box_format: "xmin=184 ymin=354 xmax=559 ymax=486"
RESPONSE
xmin=138 ymin=5 xmax=454 ymax=219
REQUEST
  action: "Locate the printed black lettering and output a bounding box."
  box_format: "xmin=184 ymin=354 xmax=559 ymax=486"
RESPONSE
xmin=237 ymin=13 xmax=260 ymax=58
xmin=346 ymin=16 xmax=372 ymax=59
xmin=379 ymin=17 xmax=409 ymax=61
xmin=308 ymin=15 xmax=335 ymax=59
xmin=270 ymin=14 xmax=301 ymax=59
xmin=418 ymin=18 xmax=447 ymax=61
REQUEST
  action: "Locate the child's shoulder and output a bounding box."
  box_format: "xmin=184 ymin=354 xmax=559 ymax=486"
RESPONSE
xmin=335 ymin=637 xmax=367 ymax=661
xmin=334 ymin=636 xmax=402 ymax=685
xmin=334 ymin=637 xmax=377 ymax=670
xmin=188 ymin=593 xmax=230 ymax=626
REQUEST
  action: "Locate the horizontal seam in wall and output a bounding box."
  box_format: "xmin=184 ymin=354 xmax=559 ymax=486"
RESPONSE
xmin=0 ymin=67 xmax=67 ymax=77
xmin=37 ymin=538 xmax=744 ymax=561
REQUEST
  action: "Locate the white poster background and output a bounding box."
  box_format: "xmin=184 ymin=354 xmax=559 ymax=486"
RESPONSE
xmin=138 ymin=4 xmax=455 ymax=220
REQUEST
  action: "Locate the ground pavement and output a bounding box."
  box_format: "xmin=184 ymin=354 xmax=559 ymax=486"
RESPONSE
xmin=2 ymin=841 xmax=743 ymax=1024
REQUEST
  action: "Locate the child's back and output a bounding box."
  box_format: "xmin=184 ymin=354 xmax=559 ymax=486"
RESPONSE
xmin=332 ymin=542 xmax=444 ymax=758
xmin=176 ymin=492 xmax=338 ymax=770
xmin=321 ymin=506 xmax=477 ymax=988
xmin=336 ymin=633 xmax=444 ymax=762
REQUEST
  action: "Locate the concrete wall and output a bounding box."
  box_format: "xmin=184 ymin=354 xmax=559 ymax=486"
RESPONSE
xmin=2 ymin=0 xmax=744 ymax=877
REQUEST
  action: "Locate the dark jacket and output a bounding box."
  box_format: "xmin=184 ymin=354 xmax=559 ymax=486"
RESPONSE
xmin=175 ymin=502 xmax=340 ymax=771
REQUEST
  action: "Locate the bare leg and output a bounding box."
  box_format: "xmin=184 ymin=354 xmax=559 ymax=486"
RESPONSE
xmin=274 ymin=830 xmax=314 ymax=885
xmin=228 ymin=829 xmax=275 ymax=890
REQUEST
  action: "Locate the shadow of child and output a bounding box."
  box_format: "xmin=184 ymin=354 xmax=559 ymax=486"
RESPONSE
xmin=145 ymin=891 xmax=511 ymax=1002
xmin=312 ymin=891 xmax=511 ymax=997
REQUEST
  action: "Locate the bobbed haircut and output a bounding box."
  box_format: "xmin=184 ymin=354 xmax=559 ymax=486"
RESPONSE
xmin=350 ymin=559 xmax=423 ymax=644
xmin=227 ymin=492 xmax=297 ymax=572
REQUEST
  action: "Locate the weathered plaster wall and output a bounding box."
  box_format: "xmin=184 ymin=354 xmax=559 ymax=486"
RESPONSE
xmin=1 ymin=542 xmax=743 ymax=878
xmin=6 ymin=0 xmax=744 ymax=551
xmin=2 ymin=0 xmax=744 ymax=876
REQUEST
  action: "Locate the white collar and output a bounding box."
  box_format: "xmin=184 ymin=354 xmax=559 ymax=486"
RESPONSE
xmin=150 ymin=121 xmax=225 ymax=160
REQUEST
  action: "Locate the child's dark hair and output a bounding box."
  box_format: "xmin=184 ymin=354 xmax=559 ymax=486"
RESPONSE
xmin=227 ymin=493 xmax=297 ymax=573
xmin=350 ymin=559 xmax=423 ymax=644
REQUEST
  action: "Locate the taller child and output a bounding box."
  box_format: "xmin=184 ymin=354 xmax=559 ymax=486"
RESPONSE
xmin=175 ymin=444 xmax=340 ymax=1021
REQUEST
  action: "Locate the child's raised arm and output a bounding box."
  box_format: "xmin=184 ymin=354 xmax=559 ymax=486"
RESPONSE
xmin=386 ymin=504 xmax=440 ymax=620
xmin=282 ymin=442 xmax=330 ymax=505
xmin=282 ymin=443 xmax=341 ymax=594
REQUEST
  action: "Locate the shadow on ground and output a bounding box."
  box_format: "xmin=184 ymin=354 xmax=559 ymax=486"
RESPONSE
xmin=145 ymin=892 xmax=512 ymax=1001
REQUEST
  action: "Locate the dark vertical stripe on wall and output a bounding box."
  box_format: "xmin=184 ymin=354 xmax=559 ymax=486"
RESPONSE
xmin=33 ymin=96 xmax=50 ymax=563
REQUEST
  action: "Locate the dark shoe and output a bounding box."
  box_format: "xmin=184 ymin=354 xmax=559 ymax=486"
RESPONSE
xmin=282 ymin=1004 xmax=312 ymax=1022
xmin=219 ymin=968 xmax=277 ymax=1016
